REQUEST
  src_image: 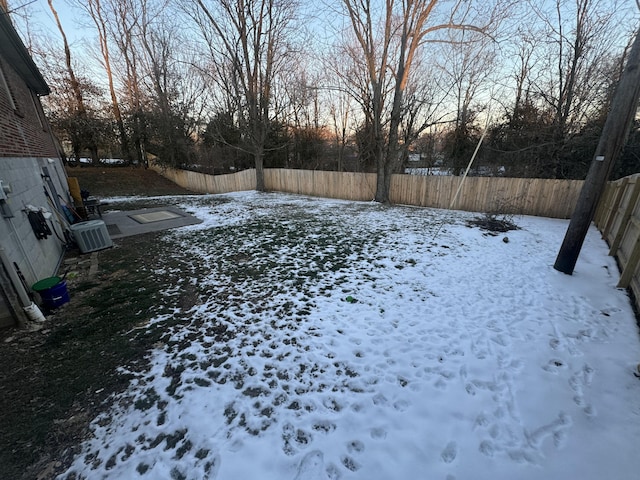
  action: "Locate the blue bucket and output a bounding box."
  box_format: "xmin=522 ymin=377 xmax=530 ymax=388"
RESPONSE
xmin=32 ymin=276 xmax=70 ymax=309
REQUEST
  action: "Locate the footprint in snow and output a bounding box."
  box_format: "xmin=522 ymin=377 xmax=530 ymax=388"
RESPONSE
xmin=479 ymin=440 xmax=495 ymax=457
xmin=441 ymin=441 xmax=458 ymax=463
xmin=294 ymin=450 xmax=326 ymax=480
xmin=204 ymin=453 xmax=221 ymax=479
xmin=549 ymin=337 xmax=561 ymax=351
xmin=346 ymin=440 xmax=365 ymax=454
xmin=370 ymin=427 xmax=387 ymax=440
xmin=312 ymin=420 xmax=336 ymax=434
xmin=341 ymin=455 xmax=361 ymax=472
xmin=542 ymin=359 xmax=567 ymax=374
xmin=524 ymin=412 xmax=572 ymax=451
xmin=465 ymin=382 xmax=477 ymax=396
xmin=393 ymin=399 xmax=410 ymax=412
xmin=568 ymin=363 xmax=595 ymax=415
xmin=581 ymin=363 xmax=595 ymax=385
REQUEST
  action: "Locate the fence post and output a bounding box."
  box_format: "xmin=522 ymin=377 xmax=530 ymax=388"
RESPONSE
xmin=617 ymin=217 xmax=640 ymax=288
xmin=601 ymin=178 xmax=628 ymax=238
xmin=608 ymin=178 xmax=640 ymax=256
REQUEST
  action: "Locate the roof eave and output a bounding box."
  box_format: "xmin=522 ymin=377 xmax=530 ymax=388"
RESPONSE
xmin=0 ymin=9 xmax=50 ymax=96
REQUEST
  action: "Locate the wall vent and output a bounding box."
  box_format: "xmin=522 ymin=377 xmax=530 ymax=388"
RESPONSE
xmin=70 ymin=220 xmax=113 ymax=253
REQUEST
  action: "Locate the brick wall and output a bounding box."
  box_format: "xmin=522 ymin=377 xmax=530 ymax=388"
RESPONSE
xmin=0 ymin=56 xmax=58 ymax=158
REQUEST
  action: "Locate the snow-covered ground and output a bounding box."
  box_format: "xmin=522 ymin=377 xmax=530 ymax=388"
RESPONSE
xmin=62 ymin=192 xmax=640 ymax=480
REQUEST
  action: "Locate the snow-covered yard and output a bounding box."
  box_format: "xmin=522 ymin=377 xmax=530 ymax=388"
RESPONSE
xmin=62 ymin=192 xmax=640 ymax=480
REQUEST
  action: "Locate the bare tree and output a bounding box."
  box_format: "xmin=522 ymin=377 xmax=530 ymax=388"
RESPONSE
xmin=399 ymin=60 xmax=449 ymax=167
xmin=438 ymin=29 xmax=496 ymax=174
xmin=328 ymin=86 xmax=355 ymax=172
xmin=81 ymin=0 xmax=131 ymax=162
xmin=280 ymin=70 xmax=326 ymax=168
xmin=47 ymin=0 xmax=99 ymax=162
xmin=510 ymin=28 xmax=539 ymax=117
xmin=339 ymin=0 xmax=505 ymax=203
xmin=441 ymin=32 xmax=494 ymax=129
xmin=78 ymin=0 xmax=208 ymax=167
xmin=189 ymin=0 xmax=300 ymax=191
xmin=139 ymin=15 xmax=182 ymax=166
xmin=528 ymin=0 xmax=626 ymax=177
xmin=107 ymin=0 xmax=149 ymax=165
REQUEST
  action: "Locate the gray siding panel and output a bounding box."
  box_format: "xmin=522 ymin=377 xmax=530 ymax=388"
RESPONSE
xmin=0 ymin=157 xmax=69 ymax=325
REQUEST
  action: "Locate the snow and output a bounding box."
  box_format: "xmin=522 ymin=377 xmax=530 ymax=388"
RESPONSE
xmin=61 ymin=191 xmax=640 ymax=480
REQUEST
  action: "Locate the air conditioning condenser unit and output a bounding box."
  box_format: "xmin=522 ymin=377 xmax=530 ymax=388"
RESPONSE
xmin=70 ymin=220 xmax=113 ymax=253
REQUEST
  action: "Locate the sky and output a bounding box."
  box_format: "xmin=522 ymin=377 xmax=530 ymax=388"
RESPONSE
xmin=8 ymin=0 xmax=80 ymax=43
xmin=7 ymin=0 xmax=638 ymax=131
xmin=59 ymin=191 xmax=640 ymax=480
xmin=16 ymin=1 xmax=639 ymax=80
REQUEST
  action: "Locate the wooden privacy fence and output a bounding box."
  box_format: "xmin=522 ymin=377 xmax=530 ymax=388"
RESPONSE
xmin=389 ymin=175 xmax=583 ymax=218
xmin=154 ymin=166 xmax=583 ymax=219
xmin=150 ymin=164 xmax=256 ymax=193
xmin=595 ymin=173 xmax=640 ymax=306
xmin=265 ymin=169 xmax=378 ymax=201
xmin=267 ymin=169 xmax=583 ymax=217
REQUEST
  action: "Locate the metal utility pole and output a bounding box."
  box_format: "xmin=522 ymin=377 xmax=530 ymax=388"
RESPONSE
xmin=554 ymin=29 xmax=640 ymax=275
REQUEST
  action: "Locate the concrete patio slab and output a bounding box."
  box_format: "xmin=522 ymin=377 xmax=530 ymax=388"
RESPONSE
xmin=100 ymin=206 xmax=202 ymax=239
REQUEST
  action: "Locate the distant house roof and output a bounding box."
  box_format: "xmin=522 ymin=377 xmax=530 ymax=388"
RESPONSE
xmin=0 ymin=8 xmax=50 ymax=96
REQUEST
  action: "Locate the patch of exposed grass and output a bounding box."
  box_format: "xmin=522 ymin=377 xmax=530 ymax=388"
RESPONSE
xmin=0 ymin=196 xmax=390 ymax=479
xmin=189 ymin=208 xmax=384 ymax=295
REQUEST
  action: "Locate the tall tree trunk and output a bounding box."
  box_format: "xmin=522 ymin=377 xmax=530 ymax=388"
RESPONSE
xmin=86 ymin=0 xmax=131 ymax=162
xmin=140 ymin=26 xmax=179 ymax=168
xmin=126 ymin=55 xmax=146 ymax=167
xmin=255 ymin=147 xmax=265 ymax=191
xmin=48 ymin=0 xmax=97 ymax=162
xmin=374 ymin=156 xmax=387 ymax=202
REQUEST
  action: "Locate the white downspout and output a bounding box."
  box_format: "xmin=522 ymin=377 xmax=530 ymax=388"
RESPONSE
xmin=7 ymin=216 xmax=38 ymax=279
xmin=0 ymin=246 xmax=45 ymax=323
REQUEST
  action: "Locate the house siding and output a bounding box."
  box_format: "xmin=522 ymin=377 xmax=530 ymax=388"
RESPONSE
xmin=0 ymin=12 xmax=70 ymax=326
xmin=0 ymin=157 xmax=68 ymax=296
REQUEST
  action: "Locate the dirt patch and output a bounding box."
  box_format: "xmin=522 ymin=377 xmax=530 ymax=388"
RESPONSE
xmin=65 ymin=165 xmax=195 ymax=197
xmin=0 ymin=234 xmax=177 ymax=479
xmin=0 ymin=168 xmax=197 ymax=479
